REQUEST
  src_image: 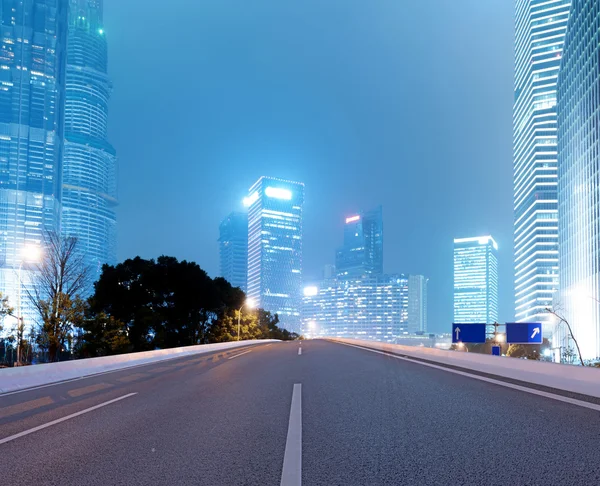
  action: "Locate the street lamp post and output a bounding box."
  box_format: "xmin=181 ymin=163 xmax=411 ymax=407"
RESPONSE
xmin=237 ymin=298 xmax=255 ymax=341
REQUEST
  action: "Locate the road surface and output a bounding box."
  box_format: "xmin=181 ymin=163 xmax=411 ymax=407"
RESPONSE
xmin=1 ymin=339 xmax=600 ymax=485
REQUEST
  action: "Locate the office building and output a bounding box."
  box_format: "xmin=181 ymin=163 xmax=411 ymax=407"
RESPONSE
xmin=556 ymin=0 xmax=600 ymax=360
xmin=62 ymin=0 xmax=118 ymax=278
xmin=336 ymin=206 xmax=383 ymax=279
xmin=323 ymin=264 xmax=336 ymax=281
xmin=0 ymin=0 xmax=68 ymax=326
xmin=513 ymin=0 xmax=570 ymax=324
xmin=408 ymin=275 xmax=428 ymax=333
xmin=302 ymin=275 xmax=409 ymax=341
xmin=245 ymin=176 xmax=304 ymax=332
xmin=219 ymin=212 xmax=248 ymax=291
xmin=454 ymin=237 xmax=499 ymax=325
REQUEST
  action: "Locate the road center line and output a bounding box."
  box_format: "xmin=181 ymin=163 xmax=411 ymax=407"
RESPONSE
xmin=228 ymin=349 xmax=253 ymax=360
xmin=0 ymin=393 xmax=138 ymax=446
xmin=281 ymin=383 xmax=302 ymax=486
xmin=298 ymin=347 xmax=302 ymax=356
xmin=336 ymin=342 xmax=600 ymax=412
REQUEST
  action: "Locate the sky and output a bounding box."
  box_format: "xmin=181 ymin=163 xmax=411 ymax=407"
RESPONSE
xmin=104 ymin=0 xmax=515 ymax=333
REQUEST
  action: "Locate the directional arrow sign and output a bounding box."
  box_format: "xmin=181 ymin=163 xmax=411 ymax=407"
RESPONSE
xmin=452 ymin=323 xmax=486 ymax=344
xmin=506 ymin=323 xmax=543 ymax=344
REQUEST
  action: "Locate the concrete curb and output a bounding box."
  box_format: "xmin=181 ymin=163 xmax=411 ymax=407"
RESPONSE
xmin=328 ymin=338 xmax=600 ymax=398
xmin=0 ymin=340 xmax=278 ymax=394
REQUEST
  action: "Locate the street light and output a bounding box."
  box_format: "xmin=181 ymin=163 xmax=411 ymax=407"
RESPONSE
xmin=237 ymin=298 xmax=256 ymax=341
xmin=16 ymin=244 xmax=42 ymax=366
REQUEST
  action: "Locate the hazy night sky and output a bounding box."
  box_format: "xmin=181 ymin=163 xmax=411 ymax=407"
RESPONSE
xmin=104 ymin=0 xmax=515 ymax=333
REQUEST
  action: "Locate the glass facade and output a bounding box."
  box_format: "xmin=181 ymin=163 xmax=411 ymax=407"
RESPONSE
xmin=219 ymin=211 xmax=248 ymax=291
xmin=302 ymin=275 xmax=408 ymax=342
xmin=336 ymin=206 xmax=383 ymax=279
xmin=0 ymin=0 xmax=68 ymax=325
xmin=246 ymin=176 xmax=304 ymax=332
xmin=556 ymin=0 xmax=600 ymax=360
xmin=62 ymin=0 xmax=117 ymax=278
xmin=408 ymin=274 xmax=428 ymax=333
xmin=454 ymin=236 xmax=499 ymax=325
xmin=513 ymin=0 xmax=570 ymax=324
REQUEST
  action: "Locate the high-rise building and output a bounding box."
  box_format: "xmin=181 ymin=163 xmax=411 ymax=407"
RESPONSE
xmin=454 ymin=236 xmax=499 ymax=325
xmin=0 ymin=0 xmax=69 ymax=325
xmin=513 ymin=0 xmax=570 ymax=324
xmin=323 ymin=264 xmax=336 ymax=281
xmin=302 ymin=275 xmax=408 ymax=342
xmin=336 ymin=206 xmax=383 ymax=279
xmin=556 ymin=0 xmax=600 ymax=360
xmin=62 ymin=0 xmax=117 ymax=278
xmin=219 ymin=211 xmax=248 ymax=291
xmin=245 ymin=176 xmax=304 ymax=332
xmin=408 ymin=275 xmax=428 ymax=333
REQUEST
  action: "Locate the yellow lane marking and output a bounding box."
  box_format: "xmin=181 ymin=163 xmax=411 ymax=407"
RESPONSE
xmin=68 ymin=383 xmax=113 ymax=398
xmin=116 ymin=373 xmax=148 ymax=383
xmin=0 ymin=396 xmax=54 ymax=420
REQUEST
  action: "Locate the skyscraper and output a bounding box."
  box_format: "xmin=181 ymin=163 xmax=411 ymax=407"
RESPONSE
xmin=62 ymin=0 xmax=117 ymax=278
xmin=219 ymin=211 xmax=248 ymax=291
xmin=557 ymin=0 xmax=600 ymax=360
xmin=408 ymin=274 xmax=428 ymax=333
xmin=0 ymin=0 xmax=68 ymax=323
xmin=336 ymin=206 xmax=383 ymax=279
xmin=454 ymin=236 xmax=499 ymax=325
xmin=513 ymin=0 xmax=571 ymax=324
xmin=245 ymin=176 xmax=304 ymax=332
xmin=302 ymin=274 xmax=408 ymax=342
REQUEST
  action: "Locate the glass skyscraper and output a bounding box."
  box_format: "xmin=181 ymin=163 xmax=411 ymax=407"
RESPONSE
xmin=557 ymin=0 xmax=600 ymax=360
xmin=219 ymin=211 xmax=248 ymax=291
xmin=454 ymin=236 xmax=499 ymax=325
xmin=0 ymin=0 xmax=68 ymax=323
xmin=408 ymin=274 xmax=428 ymax=333
xmin=336 ymin=206 xmax=383 ymax=279
xmin=62 ymin=0 xmax=117 ymax=277
xmin=302 ymin=275 xmax=408 ymax=342
xmin=513 ymin=0 xmax=570 ymax=324
xmin=245 ymin=176 xmax=304 ymax=332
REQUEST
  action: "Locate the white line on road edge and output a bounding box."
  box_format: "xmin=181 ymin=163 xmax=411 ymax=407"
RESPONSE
xmin=228 ymin=349 xmax=253 ymax=360
xmin=0 ymin=393 xmax=138 ymax=446
xmin=298 ymin=347 xmax=302 ymax=356
xmin=336 ymin=342 xmax=600 ymax=413
xmin=281 ymin=383 xmax=302 ymax=486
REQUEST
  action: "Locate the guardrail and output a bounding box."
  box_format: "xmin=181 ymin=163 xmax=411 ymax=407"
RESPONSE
xmin=329 ymin=338 xmax=600 ymax=398
xmin=0 ymin=340 xmax=278 ymax=394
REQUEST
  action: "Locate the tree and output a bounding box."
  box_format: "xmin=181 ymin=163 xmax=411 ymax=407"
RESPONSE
xmin=90 ymin=256 xmax=239 ymax=351
xmin=27 ymin=232 xmax=90 ymax=362
xmin=0 ymin=292 xmax=12 ymax=334
xmin=77 ymin=313 xmax=130 ymax=357
xmin=545 ymin=306 xmax=585 ymax=366
xmin=506 ymin=344 xmax=540 ymax=360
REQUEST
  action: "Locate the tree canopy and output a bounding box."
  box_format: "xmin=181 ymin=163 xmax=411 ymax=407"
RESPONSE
xmin=78 ymin=256 xmax=298 ymax=357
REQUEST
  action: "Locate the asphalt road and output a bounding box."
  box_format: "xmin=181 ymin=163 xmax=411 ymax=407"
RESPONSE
xmin=1 ymin=339 xmax=600 ymax=485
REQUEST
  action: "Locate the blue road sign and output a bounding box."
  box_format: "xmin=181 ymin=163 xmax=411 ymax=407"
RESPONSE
xmin=452 ymin=323 xmax=486 ymax=344
xmin=506 ymin=323 xmax=542 ymax=344
xmin=492 ymin=346 xmax=501 ymax=356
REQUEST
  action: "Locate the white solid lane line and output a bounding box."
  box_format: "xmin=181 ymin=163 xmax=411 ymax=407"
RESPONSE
xmin=298 ymin=347 xmax=302 ymax=356
xmin=336 ymin=342 xmax=600 ymax=412
xmin=0 ymin=393 xmax=138 ymax=446
xmin=228 ymin=349 xmax=253 ymax=360
xmin=280 ymin=383 xmax=302 ymax=486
